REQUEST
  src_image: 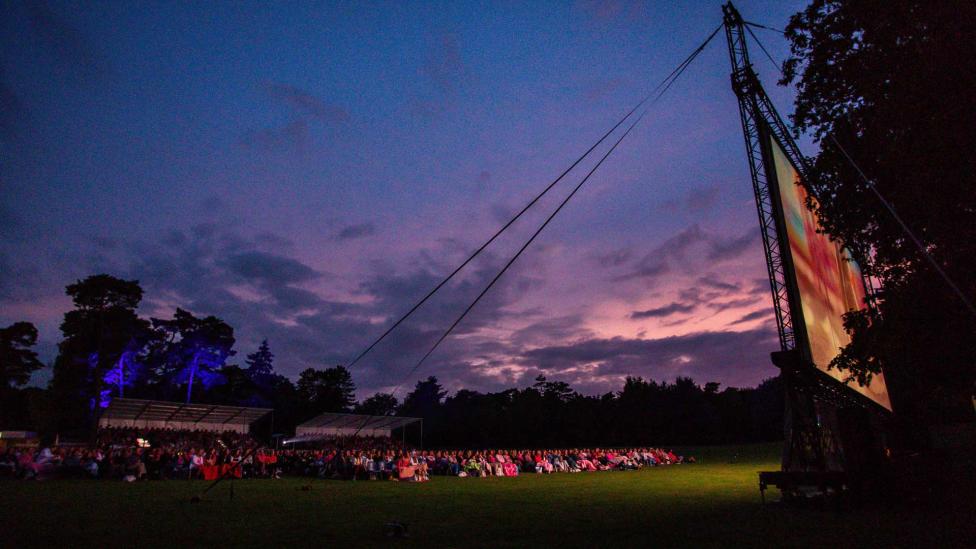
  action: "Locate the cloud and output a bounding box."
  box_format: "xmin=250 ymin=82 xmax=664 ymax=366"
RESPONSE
xmin=730 ymin=309 xmax=773 ymax=325
xmin=244 ymin=83 xmax=349 ymax=152
xmin=748 ymin=278 xmax=771 ymax=295
xmin=696 ymin=275 xmax=740 ymax=292
xmin=243 ymin=118 xmax=310 ymax=153
xmin=25 ymin=0 xmax=102 ymax=75
xmin=576 ymin=0 xmax=648 ymax=24
xmin=617 ymin=224 xmax=761 ymax=283
xmin=582 ymin=77 xmax=625 ymax=103
xmin=685 ymin=184 xmax=723 ymax=213
xmin=706 ymin=297 xmax=759 ymax=313
xmin=475 ymin=171 xmax=491 ymax=191
xmin=508 ymin=315 xmax=592 ymax=347
xmin=518 ymin=327 xmax=779 ymax=388
xmin=263 ymin=82 xmax=351 ymax=123
xmin=707 ymin=229 xmax=757 ymax=261
xmin=591 ymin=247 xmax=633 ymax=268
xmin=0 ymin=78 xmax=24 ymax=136
xmin=0 ymin=199 xmax=22 ymax=238
xmin=617 ymin=224 xmax=707 ymax=282
xmin=336 ymin=223 xmax=377 ymax=240
xmin=223 ymin=251 xmax=321 ymax=286
xmin=630 ymin=302 xmax=696 ymax=319
xmin=424 ymin=33 xmax=465 ymax=94
xmin=411 ymin=31 xmax=470 ymax=117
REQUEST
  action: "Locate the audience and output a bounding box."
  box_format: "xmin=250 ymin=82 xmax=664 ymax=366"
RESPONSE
xmin=0 ymin=427 xmax=692 ymax=482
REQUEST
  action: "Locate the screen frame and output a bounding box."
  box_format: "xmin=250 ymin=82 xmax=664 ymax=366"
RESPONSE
xmin=756 ymin=122 xmax=892 ymax=413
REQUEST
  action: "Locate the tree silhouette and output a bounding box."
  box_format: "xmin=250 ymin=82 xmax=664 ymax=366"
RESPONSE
xmin=51 ymin=275 xmax=150 ymax=431
xmin=784 ymin=1 xmax=976 ymax=425
xmin=0 ymin=322 xmax=43 ymax=388
xmin=399 ymin=376 xmax=446 ymax=417
xmin=355 ymin=392 xmax=399 ymax=416
xmin=150 ymin=308 xmax=235 ymax=403
xmin=296 ymin=365 xmax=356 ymax=414
xmin=245 ymin=339 xmax=275 ymax=378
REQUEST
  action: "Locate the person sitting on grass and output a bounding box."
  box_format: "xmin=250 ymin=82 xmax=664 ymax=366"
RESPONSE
xmin=463 ymin=456 xmax=481 ymax=477
xmin=413 ymin=452 xmax=429 ymax=482
xmin=534 ymin=452 xmax=553 ymax=474
xmin=392 ymin=452 xmax=408 ymax=481
xmin=576 ymin=452 xmax=598 ymax=472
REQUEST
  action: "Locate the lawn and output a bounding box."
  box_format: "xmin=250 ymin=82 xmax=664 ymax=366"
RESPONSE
xmin=0 ymin=443 xmax=971 ymax=548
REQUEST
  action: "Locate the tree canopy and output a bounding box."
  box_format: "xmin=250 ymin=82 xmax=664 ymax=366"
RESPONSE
xmin=783 ymin=0 xmax=976 ymax=424
xmin=355 ymin=392 xmax=399 ymax=416
xmin=0 ymin=322 xmax=43 ymax=388
xmin=51 ymin=274 xmax=151 ymax=428
xmin=245 ymin=339 xmax=275 ymax=378
xmin=151 ymin=308 xmax=236 ymax=403
xmin=296 ymin=365 xmax=356 ymax=414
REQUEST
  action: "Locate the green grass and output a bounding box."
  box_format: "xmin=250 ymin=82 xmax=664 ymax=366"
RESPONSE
xmin=0 ymin=443 xmax=971 ymax=548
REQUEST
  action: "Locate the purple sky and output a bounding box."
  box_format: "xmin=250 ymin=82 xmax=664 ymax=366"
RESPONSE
xmin=0 ymin=0 xmax=812 ymax=397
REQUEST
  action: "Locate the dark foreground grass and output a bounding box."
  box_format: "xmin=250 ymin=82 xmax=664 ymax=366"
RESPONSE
xmin=1 ymin=443 xmax=971 ymax=548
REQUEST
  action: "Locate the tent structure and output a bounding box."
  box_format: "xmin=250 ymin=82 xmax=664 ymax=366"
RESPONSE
xmin=98 ymin=398 xmax=272 ymax=433
xmin=294 ymin=413 xmax=421 ymax=439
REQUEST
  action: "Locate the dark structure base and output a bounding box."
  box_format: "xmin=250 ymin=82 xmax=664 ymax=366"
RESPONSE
xmin=758 ymin=470 xmax=849 ymax=504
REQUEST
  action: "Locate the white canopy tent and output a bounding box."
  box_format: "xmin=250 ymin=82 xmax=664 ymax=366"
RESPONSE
xmin=295 ymin=412 xmax=421 ymax=439
xmin=98 ymin=398 xmax=272 ymax=434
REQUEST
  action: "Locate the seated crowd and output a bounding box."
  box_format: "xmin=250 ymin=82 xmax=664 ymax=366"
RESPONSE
xmin=1 ymin=427 xmax=268 ymax=481
xmin=0 ymin=428 xmax=692 ymax=482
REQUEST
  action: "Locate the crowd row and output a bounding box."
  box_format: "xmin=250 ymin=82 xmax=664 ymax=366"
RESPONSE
xmin=0 ymin=429 xmax=692 ymax=482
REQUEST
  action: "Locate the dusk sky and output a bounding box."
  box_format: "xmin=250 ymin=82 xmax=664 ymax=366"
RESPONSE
xmin=1 ymin=0 xmax=812 ymax=397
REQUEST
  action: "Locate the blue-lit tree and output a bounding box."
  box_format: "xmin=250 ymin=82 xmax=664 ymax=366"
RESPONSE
xmin=51 ymin=275 xmax=151 ymax=431
xmin=151 ymin=308 xmax=235 ymax=404
xmin=98 ymin=345 xmax=148 ymax=407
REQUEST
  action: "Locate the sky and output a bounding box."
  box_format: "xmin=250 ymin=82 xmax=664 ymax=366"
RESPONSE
xmin=0 ymin=0 xmax=813 ymax=398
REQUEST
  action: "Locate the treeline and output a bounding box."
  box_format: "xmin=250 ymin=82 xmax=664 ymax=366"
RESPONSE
xmin=402 ymin=375 xmax=784 ymax=448
xmin=0 ymin=274 xmax=784 ymax=446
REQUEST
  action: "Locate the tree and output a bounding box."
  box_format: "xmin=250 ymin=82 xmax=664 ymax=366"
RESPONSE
xmin=355 ymin=392 xmax=399 ymax=416
xmin=151 ymin=308 xmax=235 ymax=403
xmin=245 ymin=339 xmax=274 ymax=378
xmin=0 ymin=322 xmax=43 ymax=388
xmin=208 ymin=364 xmax=258 ymax=406
xmin=399 ymin=376 xmax=446 ymax=417
xmin=783 ymin=0 xmax=976 ymax=425
xmin=296 ymin=365 xmax=356 ymax=414
xmin=533 ymin=375 xmax=575 ymax=402
xmin=51 ymin=275 xmax=150 ymax=430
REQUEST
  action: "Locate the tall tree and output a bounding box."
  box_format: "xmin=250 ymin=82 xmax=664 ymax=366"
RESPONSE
xmin=245 ymin=339 xmax=275 ymax=378
xmin=533 ymin=375 xmax=576 ymax=402
xmin=51 ymin=275 xmax=150 ymax=430
xmin=151 ymin=308 xmax=235 ymax=403
xmin=0 ymin=322 xmax=43 ymax=388
xmin=783 ymin=0 xmax=976 ymax=426
xmin=355 ymin=392 xmax=399 ymax=416
xmin=399 ymin=376 xmax=446 ymax=417
xmin=296 ymin=365 xmax=356 ymax=414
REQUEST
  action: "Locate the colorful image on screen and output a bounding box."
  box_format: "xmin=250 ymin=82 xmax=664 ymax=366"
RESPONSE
xmin=769 ymin=136 xmax=891 ymax=410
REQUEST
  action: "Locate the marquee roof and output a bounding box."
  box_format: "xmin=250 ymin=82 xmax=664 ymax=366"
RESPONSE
xmin=101 ymin=398 xmax=272 ymax=426
xmin=297 ymin=412 xmax=421 ymax=432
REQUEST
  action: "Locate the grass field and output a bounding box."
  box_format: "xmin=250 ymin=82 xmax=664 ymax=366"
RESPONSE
xmin=1 ymin=443 xmax=971 ymax=548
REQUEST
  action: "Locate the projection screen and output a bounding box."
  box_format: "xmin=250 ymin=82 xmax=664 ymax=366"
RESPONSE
xmin=768 ymin=134 xmax=891 ymax=410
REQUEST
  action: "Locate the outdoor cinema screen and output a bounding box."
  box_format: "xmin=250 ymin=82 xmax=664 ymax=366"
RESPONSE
xmin=768 ymin=135 xmax=891 ymax=410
